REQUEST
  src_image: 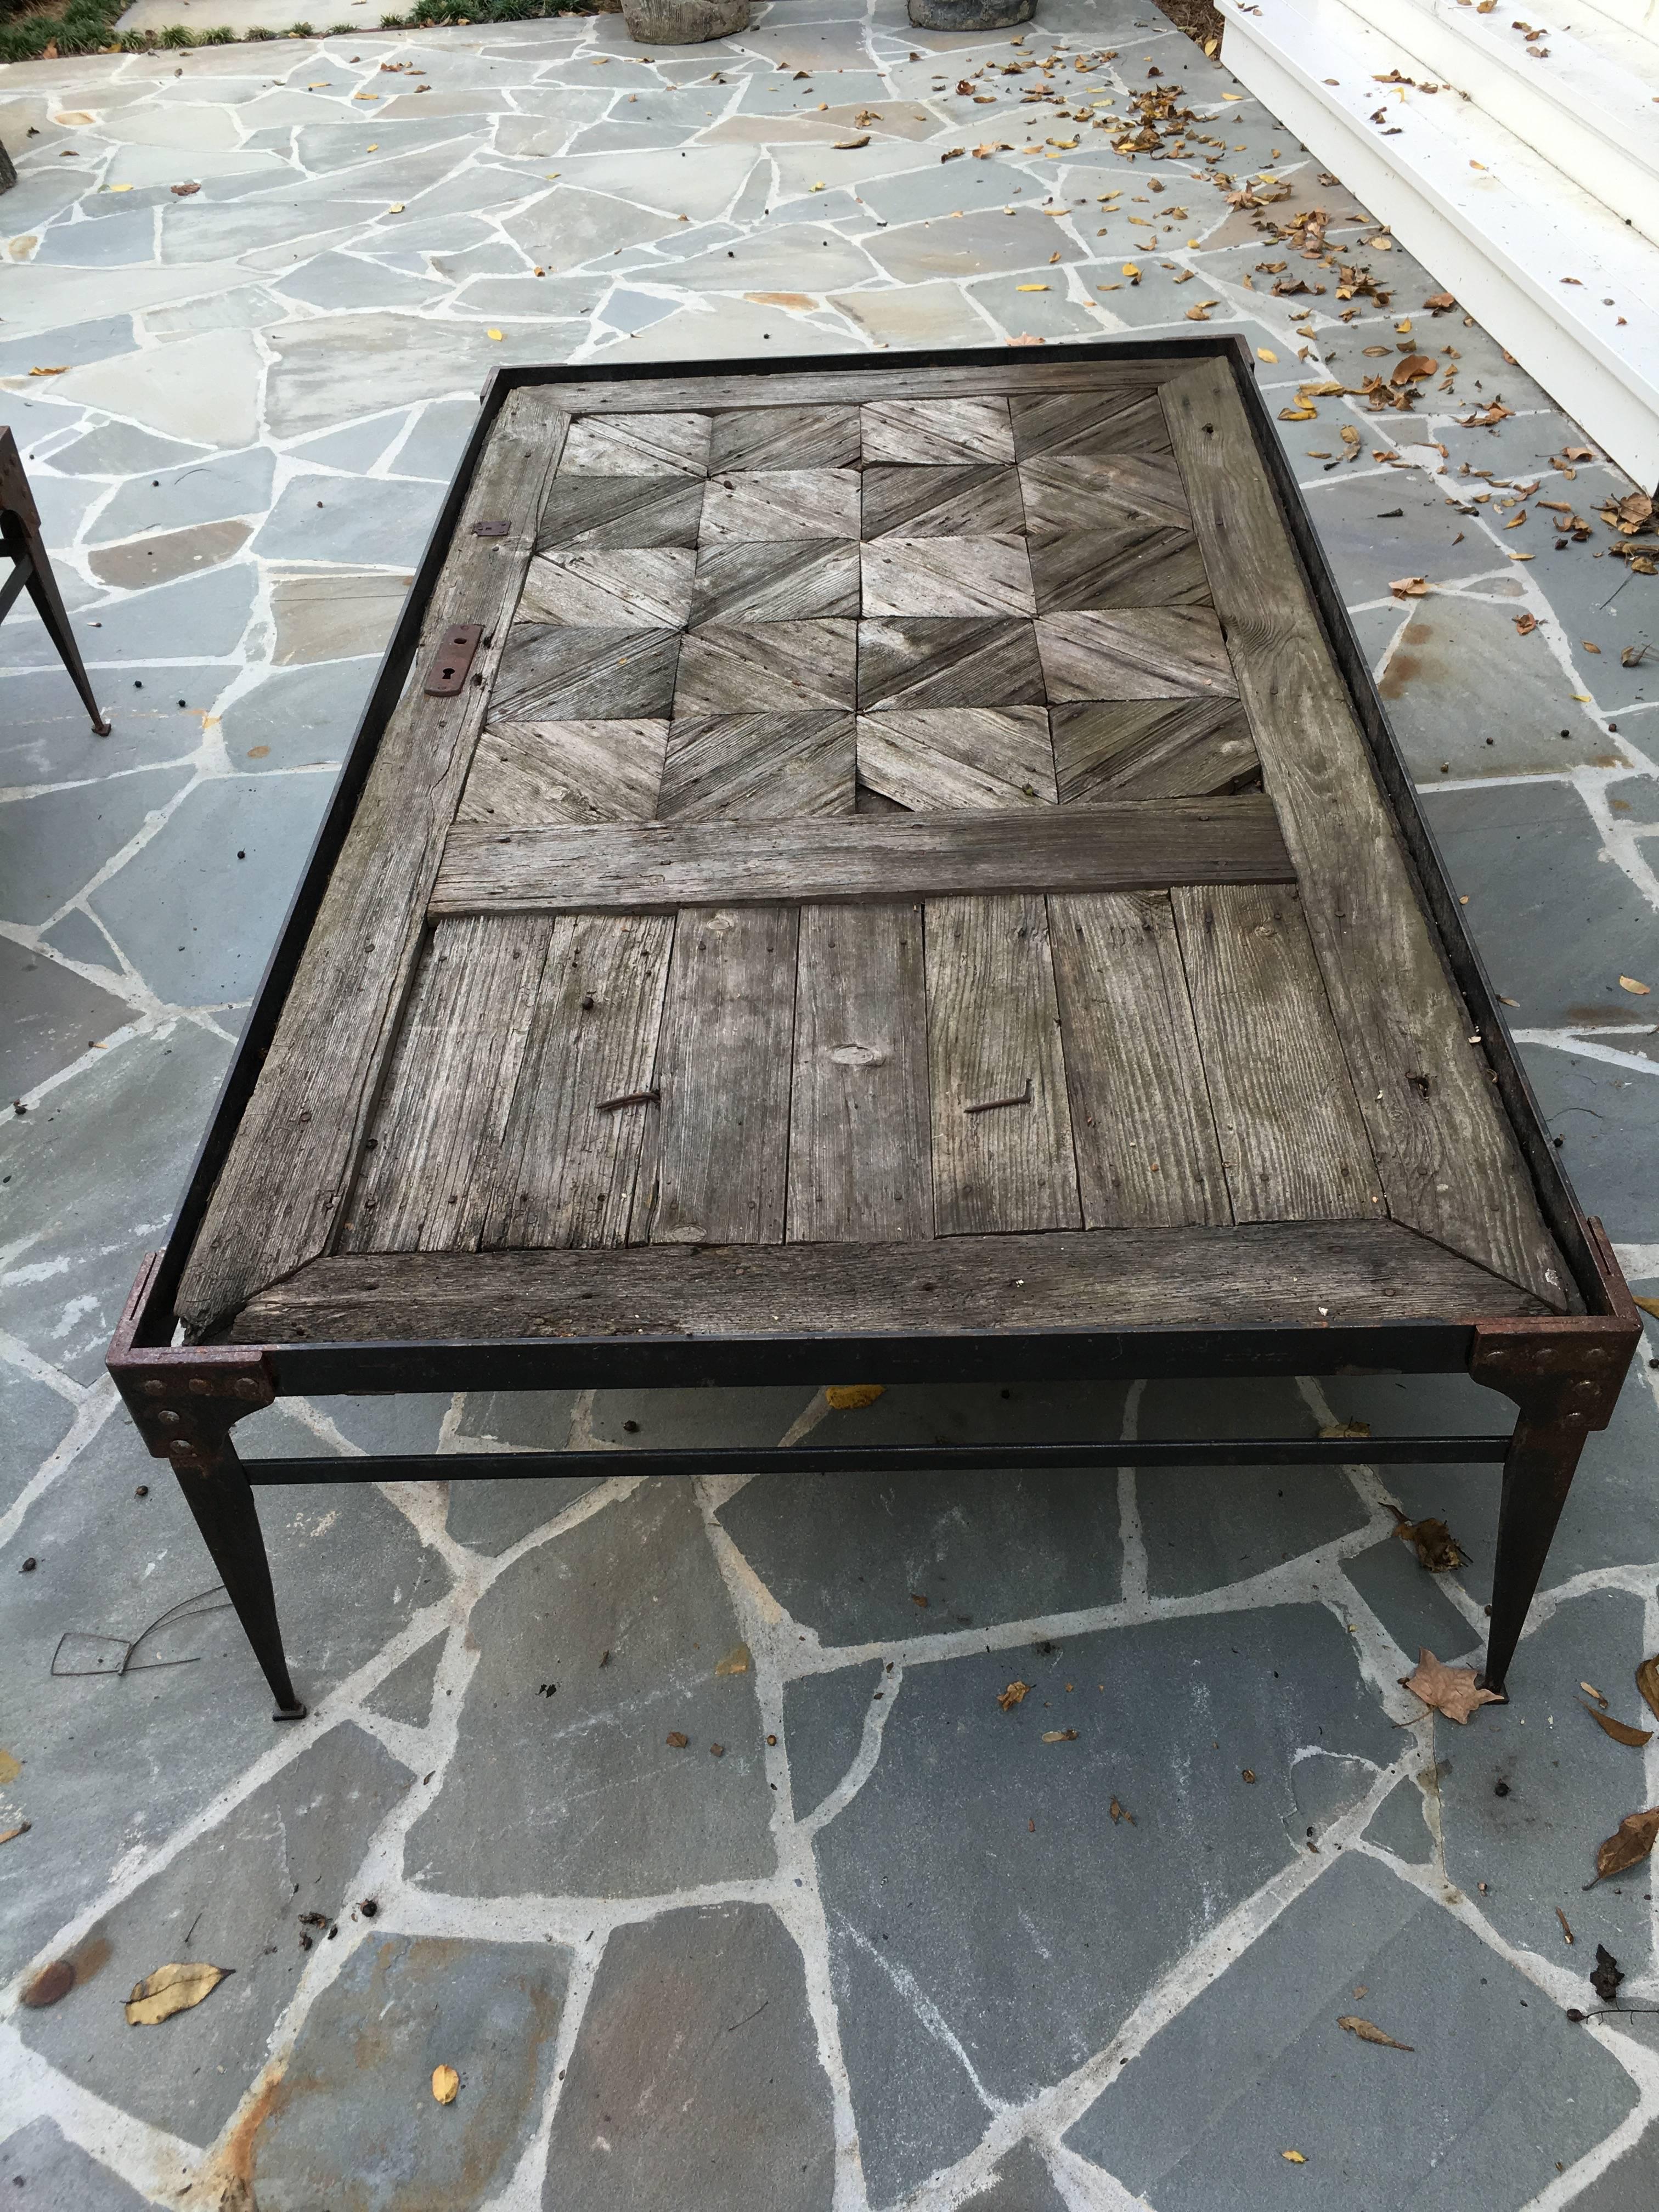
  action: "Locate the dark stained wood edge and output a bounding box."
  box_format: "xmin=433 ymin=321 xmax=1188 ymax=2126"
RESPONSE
xmin=225 ymin=1219 xmax=1551 ymax=1345
xmin=429 ymin=797 xmax=1296 ymax=915
xmin=1160 ymin=357 xmax=1571 ymax=1313
xmin=500 ymin=359 xmax=1200 ymax=421
xmin=175 ymin=390 xmax=569 ymax=1336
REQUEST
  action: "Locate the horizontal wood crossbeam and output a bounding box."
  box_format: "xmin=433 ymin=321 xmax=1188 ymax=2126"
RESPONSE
xmin=227 ymin=1220 xmax=1550 ymax=1346
xmin=429 ymin=798 xmax=1295 ymax=915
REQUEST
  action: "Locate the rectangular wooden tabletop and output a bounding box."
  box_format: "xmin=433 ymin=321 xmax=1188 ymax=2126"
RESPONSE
xmin=178 ymin=352 xmax=1574 ymax=1349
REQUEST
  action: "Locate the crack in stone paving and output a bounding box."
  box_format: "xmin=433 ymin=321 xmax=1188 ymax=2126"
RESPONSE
xmin=2 ymin=1 xmax=1657 ymax=2204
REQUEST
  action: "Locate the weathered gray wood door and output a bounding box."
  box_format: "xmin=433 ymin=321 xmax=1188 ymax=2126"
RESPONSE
xmin=179 ymin=357 xmax=1572 ymax=1348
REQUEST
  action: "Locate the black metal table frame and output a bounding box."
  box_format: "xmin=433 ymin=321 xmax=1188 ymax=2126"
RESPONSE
xmin=106 ymin=337 xmax=1643 ymax=1721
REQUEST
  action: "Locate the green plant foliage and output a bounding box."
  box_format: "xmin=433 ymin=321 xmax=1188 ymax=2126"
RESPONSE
xmin=0 ymin=0 xmax=580 ymax=65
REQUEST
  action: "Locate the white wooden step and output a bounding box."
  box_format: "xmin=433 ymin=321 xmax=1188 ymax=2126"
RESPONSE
xmin=1333 ymin=0 xmax=1659 ymax=241
xmin=1220 ymin=0 xmax=1659 ymax=490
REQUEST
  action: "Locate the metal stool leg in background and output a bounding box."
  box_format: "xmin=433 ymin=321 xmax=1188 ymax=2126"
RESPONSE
xmin=1 ymin=424 xmax=111 ymax=736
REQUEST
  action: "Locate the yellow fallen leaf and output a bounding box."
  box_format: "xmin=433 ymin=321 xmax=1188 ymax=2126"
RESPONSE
xmin=1122 ymin=262 xmax=1141 ymax=279
xmin=387 ymin=203 xmax=404 ymax=213
xmin=1223 ymin=92 xmax=1245 ymax=100
xmin=1339 ymin=2013 xmax=1414 ymax=2051
xmin=825 ymin=1384 xmax=884 ymax=1410
xmin=1619 ymin=976 xmax=1651 ymax=996
xmin=432 ymin=2063 xmax=460 ymax=2104
xmin=29 ymin=366 xmax=70 ymax=377
xmin=366 ymin=143 xmax=378 ymax=150
xmin=487 ymin=329 xmax=504 ymax=342
xmin=1634 ymin=1296 xmax=1659 ymax=1322
xmin=1016 ymin=283 xmax=1049 ymax=291
xmin=1256 ymin=347 xmax=1278 ymax=362
xmin=1279 ymin=405 xmax=1318 ymax=420
xmin=1283 ymin=2149 xmax=1307 ymax=2163
xmin=714 ymin=1643 xmax=751 ymax=1676
xmin=124 ymin=1962 xmax=227 ymax=2026
xmin=997 ymin=1680 xmax=1031 ymax=1711
xmin=1041 ymin=1728 xmax=1079 ymax=1742
xmin=108 ymin=182 xmax=133 ymax=192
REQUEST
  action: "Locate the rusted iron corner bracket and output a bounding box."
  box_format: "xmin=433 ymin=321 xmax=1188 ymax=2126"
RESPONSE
xmin=1467 ymin=1218 xmax=1640 ymax=1431
xmin=108 ymin=1251 xmax=275 ymax=1463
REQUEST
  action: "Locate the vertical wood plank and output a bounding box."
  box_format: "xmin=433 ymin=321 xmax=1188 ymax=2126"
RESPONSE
xmin=177 ymin=389 xmax=569 ymax=1332
xmin=1161 ymin=357 xmax=1567 ymax=1305
xmin=787 ymin=904 xmax=932 ymax=1244
xmin=926 ymin=894 xmax=1081 ymax=1236
xmin=1048 ymin=891 xmax=1231 ymax=1228
xmin=651 ymin=907 xmax=798 ymax=1245
xmin=1171 ymin=884 xmax=1380 ymax=1223
xmin=482 ymin=912 xmax=675 ymax=1250
xmin=342 ymin=916 xmax=550 ymax=1252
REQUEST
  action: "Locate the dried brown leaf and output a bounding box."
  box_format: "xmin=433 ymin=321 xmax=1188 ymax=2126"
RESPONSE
xmin=997 ymin=1680 xmax=1031 ymax=1711
xmin=124 ymin=1962 xmax=227 ymax=2026
xmin=1391 ymin=354 xmax=1437 ymax=384
xmin=1390 ymin=575 xmax=1430 ymax=598
xmin=432 ymin=2063 xmax=459 ymax=2104
xmin=1637 ymin=1655 xmax=1659 ymax=1724
xmin=1634 ymin=1297 xmax=1659 ymax=1322
xmin=665 ymin=1731 xmax=689 ymax=1748
xmin=1593 ymin=1807 xmax=1659 ymax=1882
xmin=1393 ymin=1515 xmax=1467 ymax=1572
xmin=1400 ymin=1649 xmax=1501 ymax=1725
xmin=1618 ymin=977 xmax=1651 ymax=996
xmin=1320 ymin=1420 xmax=1371 ymax=1441
xmin=825 ymin=1384 xmax=884 ymax=1410
xmin=714 ymin=1643 xmax=751 ymax=1677
xmin=1582 ymin=1702 xmax=1652 ymax=1747
xmin=1338 ymin=2014 xmax=1414 ymax=2051
xmin=1041 ymin=1728 xmax=1079 ymax=1743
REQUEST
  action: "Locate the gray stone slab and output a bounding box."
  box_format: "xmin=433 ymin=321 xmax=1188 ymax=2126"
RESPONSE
xmin=362 ymin=1633 xmax=447 ymax=1728
xmin=1569 ymin=2121 xmax=1659 ymax=2212
xmin=1135 ymin=1377 xmax=1370 ymax=1596
xmin=958 ymin=2141 xmax=1070 ymax=2212
xmin=816 ymin=1606 xmax=1399 ymax=2200
xmin=1435 ymin=1587 xmax=1655 ymax=1980
xmin=582 ymin=1385 xmax=811 ymax=1452
xmin=1064 ymin=1850 xmax=1638 ymax=2210
xmin=390 ymin=396 xmax=481 ymax=480
xmin=865 ymin=204 xmax=1088 ymax=283
xmin=783 ymin=1661 xmax=884 ymax=1819
xmin=42 ymin=420 xmax=207 ymax=479
xmin=289 ymin=413 xmax=412 ymax=473
xmin=1377 ymin=596 xmax=1628 ymax=782
xmin=717 ymin=1394 xmax=1131 ymax=1644
xmin=446 ymin=1473 xmax=609 ymax=1556
xmin=252 ymin=473 xmax=445 ymax=567
xmin=2 ymin=664 xmax=220 ymax=783
xmin=19 ymin=1726 xmax=413 ymax=2146
xmin=263 ymin=312 xmax=557 ymax=437
xmin=1521 ymin=1041 xmax=1659 ymax=1243
xmin=0 ymin=1020 xmax=224 ymax=1383
xmin=0 ymin=1361 xmax=75 ymax=1518
xmin=1 ymin=1407 xmax=445 ymax=1979
xmin=218 ymin=657 xmax=373 ymax=772
xmin=32 ymin=215 xmax=158 ymax=268
xmin=249 ymin=1932 xmax=569 ymax=2211
xmin=0 ymin=768 xmax=193 ymax=928
xmin=0 ymin=2121 xmax=150 ymax=2212
xmin=971 ymin=272 xmax=1105 ymax=340
xmin=77 ymin=561 xmax=257 ymax=665
xmin=273 ymin=246 xmax=449 ymax=312
xmin=0 ymin=939 xmax=132 ymax=1097
xmin=90 ymin=772 xmax=335 ymax=1010
xmin=1344 ymin=1529 xmax=1474 ymax=1664
xmin=668 ymin=221 xmax=881 ymax=291
xmin=270 ymin=569 xmax=412 ymax=665
xmin=1362 ymin=1773 xmax=1438 ymax=1865
xmin=41 ymin=906 xmax=121 ymax=973
xmin=0 ymin=315 xmax=137 ymax=379
xmin=405 ymin=1481 xmax=773 ymax=1897
xmin=1420 ymin=782 xmax=1658 ymax=1030
xmin=543 ymin=1904 xmax=835 ymax=2212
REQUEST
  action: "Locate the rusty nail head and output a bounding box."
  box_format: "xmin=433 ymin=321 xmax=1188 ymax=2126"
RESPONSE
xmin=1566 ymin=1411 xmax=1587 ymax=1427
xmin=142 ymin=1378 xmax=166 ymax=1396
xmin=188 ymin=1376 xmax=210 ymax=1394
xmin=157 ymin=1409 xmax=180 ymax=1426
xmin=234 ymin=1377 xmax=261 ymax=1401
xmin=1585 ymin=1346 xmax=1608 ymax=1364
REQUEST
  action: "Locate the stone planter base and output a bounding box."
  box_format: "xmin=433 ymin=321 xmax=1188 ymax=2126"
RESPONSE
xmin=908 ymin=0 xmax=1036 ymax=27
xmin=620 ymin=0 xmax=751 ymax=41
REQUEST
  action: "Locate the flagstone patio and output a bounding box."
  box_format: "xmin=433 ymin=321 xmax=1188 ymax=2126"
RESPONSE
xmin=2 ymin=5 xmax=1658 ymax=2207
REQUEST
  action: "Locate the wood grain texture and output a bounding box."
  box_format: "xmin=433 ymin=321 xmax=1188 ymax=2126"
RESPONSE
xmin=342 ymin=915 xmax=550 ymax=1253
xmin=1009 ymin=388 xmax=1171 ymax=460
xmin=229 ymin=1218 xmax=1553 ymax=1346
xmin=481 ymin=912 xmax=674 ymax=1249
xmin=1049 ymin=891 xmax=1230 ymax=1228
xmin=856 ymin=616 xmax=1045 ymax=711
xmin=177 ymin=387 xmax=567 ymax=1336
xmin=856 ymin=708 xmax=1057 ymax=812
xmin=560 ymin=412 xmax=709 ymax=477
xmin=673 ymin=619 xmax=856 ymax=714
xmin=492 ymin=625 xmax=681 ymax=721
xmin=690 ymin=540 xmax=860 ymax=624
xmin=492 ymin=360 xmax=1200 ymax=422
xmin=518 ymin=548 xmax=694 ymax=629
xmin=658 ymin=712 xmax=855 ymax=821
xmin=651 ymin=906 xmax=798 ymax=1245
xmin=1162 ymin=355 xmax=1568 ymax=1307
xmin=860 ymin=535 xmax=1036 ymax=619
xmin=431 ymin=798 xmax=1296 ymax=914
xmin=1051 ymin=699 xmax=1258 ymax=803
xmin=538 ymin=474 xmax=703 ymax=550
xmin=458 ymin=720 xmax=668 ymax=826
xmin=926 ymin=893 xmax=1081 ymax=1236
xmin=860 ymin=465 xmax=1025 ymax=541
xmin=1020 ymin=453 xmax=1192 ymax=538
xmin=1028 ymin=525 xmax=1210 ymax=616
xmin=709 ymin=404 xmax=861 ymax=473
xmin=788 ymin=903 xmax=932 ymax=1243
xmin=1035 ymin=610 xmax=1237 ymax=702
xmin=699 ymin=470 xmax=861 ymax=543
xmin=861 ymin=396 xmax=1015 ymax=464
xmin=1172 ymin=883 xmax=1380 ymax=1223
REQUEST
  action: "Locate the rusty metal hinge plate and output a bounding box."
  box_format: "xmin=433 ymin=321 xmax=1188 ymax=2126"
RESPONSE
xmin=423 ymin=622 xmax=483 ymax=697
